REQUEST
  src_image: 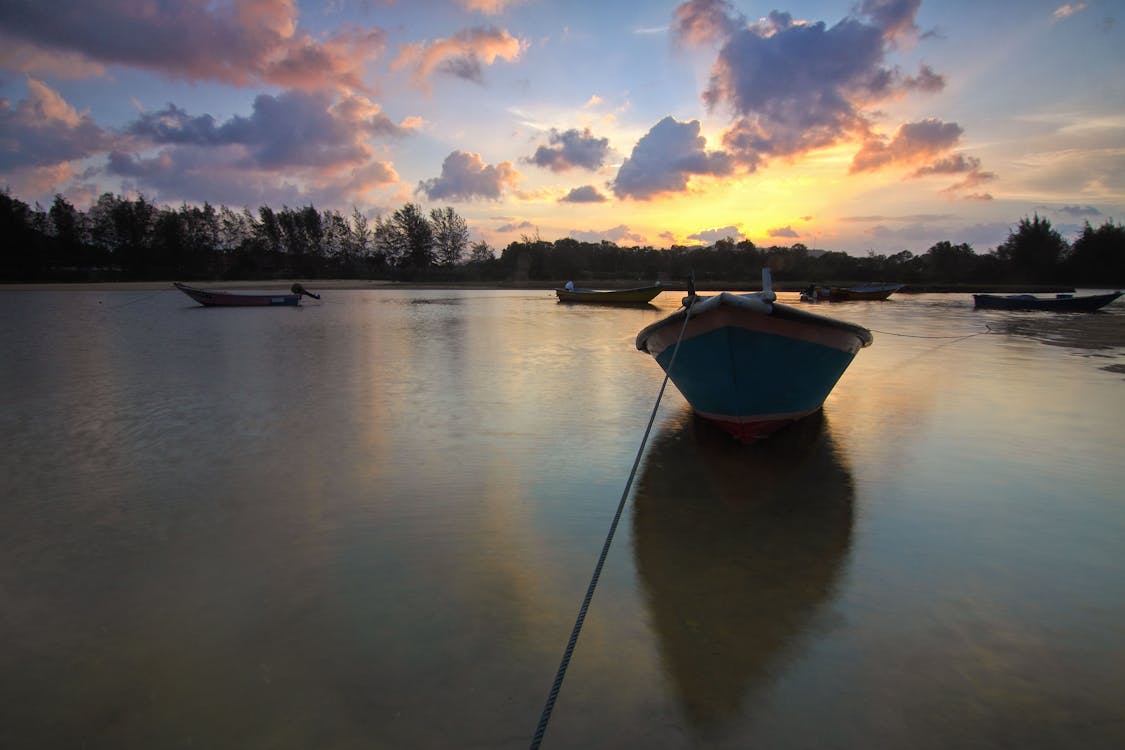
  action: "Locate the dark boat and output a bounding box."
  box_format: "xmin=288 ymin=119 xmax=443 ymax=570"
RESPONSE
xmin=972 ymin=291 xmax=1122 ymax=312
xmin=555 ymin=283 xmax=662 ymax=304
xmin=801 ymin=283 xmax=902 ymax=302
xmin=174 ymin=282 xmax=319 ymax=307
xmin=636 ymin=270 xmax=873 ymax=441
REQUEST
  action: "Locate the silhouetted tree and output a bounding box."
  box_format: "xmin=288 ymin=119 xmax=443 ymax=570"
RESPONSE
xmin=995 ymin=214 xmax=1067 ymax=283
xmin=430 ymin=206 xmax=469 ymax=266
xmin=1066 ymin=220 xmax=1125 ymax=286
xmin=924 ymin=241 xmax=978 ymax=283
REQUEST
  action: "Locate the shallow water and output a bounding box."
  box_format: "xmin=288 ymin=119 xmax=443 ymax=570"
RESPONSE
xmin=2 ymin=287 xmax=1124 ymax=749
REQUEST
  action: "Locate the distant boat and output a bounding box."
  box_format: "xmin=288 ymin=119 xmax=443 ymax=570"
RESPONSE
xmin=824 ymin=283 xmax=902 ymax=301
xmin=972 ymin=291 xmax=1122 ymax=312
xmin=555 ymin=283 xmax=662 ymax=304
xmin=174 ymin=282 xmax=319 ymax=307
xmin=636 ymin=271 xmax=873 ymax=441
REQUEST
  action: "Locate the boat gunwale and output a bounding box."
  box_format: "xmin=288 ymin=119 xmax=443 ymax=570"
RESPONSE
xmin=636 ymin=292 xmax=873 ymax=353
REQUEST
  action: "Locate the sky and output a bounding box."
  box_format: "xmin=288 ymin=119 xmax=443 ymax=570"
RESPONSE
xmin=1 ymin=0 xmax=1123 ymax=255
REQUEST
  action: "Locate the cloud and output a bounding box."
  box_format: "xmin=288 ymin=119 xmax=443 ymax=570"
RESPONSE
xmin=850 ymin=118 xmax=963 ymax=173
xmin=567 ymin=224 xmax=646 ymax=244
xmin=767 ymin=225 xmax=800 ymax=238
xmin=0 ymin=37 xmax=105 ymax=79
xmin=559 ymin=185 xmax=608 ymax=203
xmin=0 ymin=78 xmax=116 ymax=170
xmin=87 ymin=89 xmax=409 ymax=208
xmin=417 ymin=150 xmax=520 ymax=201
xmin=525 ymin=128 xmax=611 ymax=172
xmin=858 ymin=0 xmax=923 ymax=40
xmin=125 ymin=91 xmax=406 ymax=170
xmin=1050 ymin=204 xmax=1102 ymax=217
xmin=911 ymin=153 xmax=980 ymax=176
xmin=496 ymin=219 xmax=535 ymax=232
xmin=0 ymin=1 xmax=385 ymax=92
xmin=393 ymin=26 xmax=522 ymax=86
xmin=940 ymin=168 xmax=997 ymax=195
xmin=103 ymin=144 xmax=399 ymax=209
xmin=904 ymin=64 xmax=945 ymax=92
xmin=611 ymin=116 xmax=733 ymax=199
xmin=672 ymin=0 xmax=745 ymax=46
xmin=688 ymin=225 xmax=743 ymax=242
xmin=458 ymin=0 xmax=522 ymax=14
xmin=699 ymin=2 xmax=942 ymax=170
xmin=659 ymin=230 xmax=677 ymax=244
xmin=1052 ymin=4 xmax=1088 ymax=22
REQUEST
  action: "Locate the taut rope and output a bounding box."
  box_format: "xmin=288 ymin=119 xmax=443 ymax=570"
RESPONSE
xmin=529 ymin=298 xmax=697 ymax=749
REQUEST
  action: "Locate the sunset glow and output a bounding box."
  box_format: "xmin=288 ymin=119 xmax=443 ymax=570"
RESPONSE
xmin=1 ymin=0 xmax=1121 ymax=255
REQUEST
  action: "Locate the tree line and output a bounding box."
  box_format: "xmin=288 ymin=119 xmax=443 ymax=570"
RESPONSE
xmin=2 ymin=190 xmax=1123 ymax=287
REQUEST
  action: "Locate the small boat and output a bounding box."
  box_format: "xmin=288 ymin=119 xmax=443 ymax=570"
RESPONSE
xmin=555 ymin=283 xmax=662 ymax=304
xmin=173 ymin=282 xmax=319 ymax=307
xmin=800 ymin=285 xmax=829 ymax=302
xmin=972 ymin=291 xmax=1122 ymax=312
xmin=825 ymin=283 xmax=902 ymax=301
xmin=636 ymin=271 xmax=873 ymax=441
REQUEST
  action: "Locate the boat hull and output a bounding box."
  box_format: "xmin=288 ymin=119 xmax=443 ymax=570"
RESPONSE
xmin=174 ymin=282 xmax=301 ymax=307
xmin=972 ymin=291 xmax=1122 ymax=312
xmin=826 ymin=284 xmax=901 ymax=301
xmin=555 ymin=285 xmax=662 ymax=304
xmin=637 ymin=294 xmax=872 ymax=441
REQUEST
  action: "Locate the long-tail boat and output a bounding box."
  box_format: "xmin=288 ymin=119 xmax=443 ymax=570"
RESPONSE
xmin=174 ymin=282 xmax=319 ymax=307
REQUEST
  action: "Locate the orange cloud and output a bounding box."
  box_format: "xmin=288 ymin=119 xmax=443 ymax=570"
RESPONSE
xmin=0 ymin=0 xmax=384 ymax=93
xmin=457 ymin=0 xmax=523 ymax=14
xmin=850 ymin=119 xmax=963 ymax=173
xmin=393 ymin=26 xmax=522 ymax=87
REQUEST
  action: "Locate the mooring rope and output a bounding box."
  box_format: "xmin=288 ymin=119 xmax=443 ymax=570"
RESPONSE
xmin=529 ymin=300 xmax=696 ymax=750
xmin=99 ymin=289 xmax=165 ymax=310
xmin=868 ymin=328 xmax=990 ymax=340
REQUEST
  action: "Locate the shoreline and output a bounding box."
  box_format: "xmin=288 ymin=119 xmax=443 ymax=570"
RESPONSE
xmin=0 ymin=279 xmax=1083 ymax=293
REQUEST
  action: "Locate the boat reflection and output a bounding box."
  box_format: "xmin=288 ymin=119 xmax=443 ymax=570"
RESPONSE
xmin=631 ymin=409 xmax=855 ymax=735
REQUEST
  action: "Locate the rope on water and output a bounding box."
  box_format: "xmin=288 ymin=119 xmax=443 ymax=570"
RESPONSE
xmin=99 ymin=289 xmax=165 ymax=310
xmin=868 ymin=328 xmax=990 ymax=340
xmin=529 ymin=301 xmax=696 ymax=750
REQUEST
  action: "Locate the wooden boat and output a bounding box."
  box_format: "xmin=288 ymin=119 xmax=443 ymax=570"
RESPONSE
xmin=555 ymin=283 xmax=662 ymax=304
xmin=636 ymin=271 xmax=872 ymax=441
xmin=825 ymin=283 xmax=902 ymax=301
xmin=174 ymin=282 xmax=319 ymax=307
xmin=972 ymin=290 xmax=1122 ymax=312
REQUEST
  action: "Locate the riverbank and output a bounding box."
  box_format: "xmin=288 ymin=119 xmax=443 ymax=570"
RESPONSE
xmin=0 ymin=279 xmax=1081 ymax=293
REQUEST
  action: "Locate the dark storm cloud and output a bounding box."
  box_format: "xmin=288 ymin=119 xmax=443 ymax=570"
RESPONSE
xmin=525 ymin=128 xmax=610 ymax=172
xmin=559 ymin=185 xmax=608 ymax=203
xmin=611 ymin=116 xmax=733 ymax=200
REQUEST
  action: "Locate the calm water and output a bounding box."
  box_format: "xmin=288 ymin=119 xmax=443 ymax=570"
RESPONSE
xmin=2 ymin=287 xmax=1124 ymax=749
